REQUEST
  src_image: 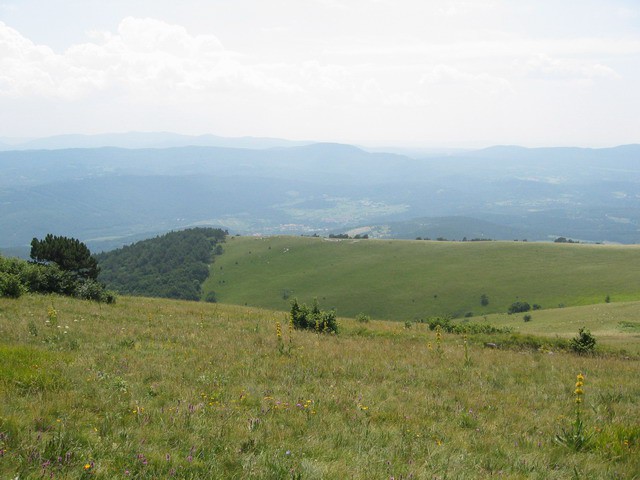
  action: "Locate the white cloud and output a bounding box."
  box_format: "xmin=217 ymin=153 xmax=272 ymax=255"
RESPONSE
xmin=0 ymin=18 xmax=301 ymax=100
xmin=1 ymin=1 xmax=639 ymax=146
xmin=420 ymin=64 xmax=513 ymax=94
xmin=517 ymin=53 xmax=620 ymax=80
xmin=324 ymin=37 xmax=640 ymax=61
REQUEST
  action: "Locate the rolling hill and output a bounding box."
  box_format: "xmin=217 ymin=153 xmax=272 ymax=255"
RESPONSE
xmin=202 ymin=236 xmax=640 ymax=320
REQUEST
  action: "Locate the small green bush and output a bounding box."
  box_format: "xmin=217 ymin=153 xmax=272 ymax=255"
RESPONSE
xmin=204 ymin=291 xmax=218 ymax=303
xmin=290 ymin=298 xmax=338 ymax=334
xmin=74 ymin=279 xmax=116 ymax=303
xmin=523 ymin=314 xmax=532 ymax=322
xmin=508 ymin=301 xmax=531 ymax=314
xmin=0 ymin=271 xmax=25 ymax=298
xmin=356 ymin=313 xmax=370 ymax=323
xmin=570 ymin=327 xmax=596 ymax=354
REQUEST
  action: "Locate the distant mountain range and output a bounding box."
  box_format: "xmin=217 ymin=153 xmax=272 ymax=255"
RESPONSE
xmin=0 ymin=133 xmax=638 ymax=254
xmin=0 ymin=131 xmax=311 ymax=151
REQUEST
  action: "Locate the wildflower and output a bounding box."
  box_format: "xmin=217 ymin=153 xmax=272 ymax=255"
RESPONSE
xmin=555 ymin=372 xmax=593 ymax=450
xmin=84 ymin=463 xmax=92 ymax=470
xmin=574 ymin=373 xmax=585 ymax=404
xmin=275 ymin=321 xmax=285 ymax=354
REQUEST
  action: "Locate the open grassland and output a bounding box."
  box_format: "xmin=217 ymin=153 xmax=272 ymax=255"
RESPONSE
xmin=202 ymin=236 xmax=640 ymax=320
xmin=467 ymin=300 xmax=640 ymax=356
xmin=1 ymin=294 xmax=639 ymax=479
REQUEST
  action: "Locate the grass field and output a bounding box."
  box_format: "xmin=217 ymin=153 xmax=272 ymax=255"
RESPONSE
xmin=470 ymin=300 xmax=640 ymax=355
xmin=1 ymin=294 xmax=638 ymax=479
xmin=202 ymin=236 xmax=640 ymax=320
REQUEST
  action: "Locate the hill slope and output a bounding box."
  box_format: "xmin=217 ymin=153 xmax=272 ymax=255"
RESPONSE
xmin=203 ymin=236 xmax=640 ymax=319
xmin=1 ymin=294 xmax=638 ymax=478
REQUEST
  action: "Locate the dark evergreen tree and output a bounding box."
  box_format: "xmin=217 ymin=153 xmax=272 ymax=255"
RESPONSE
xmin=30 ymin=234 xmax=99 ymax=280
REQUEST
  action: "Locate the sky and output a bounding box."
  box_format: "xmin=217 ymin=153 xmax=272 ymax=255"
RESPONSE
xmin=1 ymin=0 xmax=639 ymax=147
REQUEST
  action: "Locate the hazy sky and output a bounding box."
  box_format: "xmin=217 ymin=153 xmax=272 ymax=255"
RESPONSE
xmin=1 ymin=0 xmax=639 ymax=147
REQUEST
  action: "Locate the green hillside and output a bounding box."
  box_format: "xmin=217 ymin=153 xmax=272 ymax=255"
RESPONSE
xmin=203 ymin=236 xmax=640 ymax=320
xmin=1 ymin=294 xmax=638 ymax=478
xmin=467 ymin=301 xmax=640 ymax=355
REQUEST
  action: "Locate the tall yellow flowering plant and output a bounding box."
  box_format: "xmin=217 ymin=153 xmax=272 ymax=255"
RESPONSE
xmin=555 ymin=373 xmax=593 ymax=451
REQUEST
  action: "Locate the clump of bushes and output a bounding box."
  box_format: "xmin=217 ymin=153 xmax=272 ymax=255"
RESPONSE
xmin=290 ymin=298 xmax=338 ymax=334
xmin=508 ymin=301 xmax=531 ymax=314
xmin=0 ymin=254 xmax=115 ymax=303
xmin=422 ymin=316 xmax=511 ymax=334
xmin=0 ymin=271 xmax=24 ymax=298
xmin=356 ymin=313 xmax=371 ymax=323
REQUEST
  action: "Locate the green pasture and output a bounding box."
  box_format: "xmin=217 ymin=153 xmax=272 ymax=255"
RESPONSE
xmin=203 ymin=236 xmax=640 ymax=320
xmin=470 ymin=300 xmax=640 ymax=355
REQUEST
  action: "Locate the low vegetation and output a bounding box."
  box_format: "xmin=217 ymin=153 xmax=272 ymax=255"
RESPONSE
xmin=290 ymin=298 xmax=338 ymax=334
xmin=0 ymin=294 xmax=638 ymax=478
xmin=0 ymin=235 xmax=114 ymax=303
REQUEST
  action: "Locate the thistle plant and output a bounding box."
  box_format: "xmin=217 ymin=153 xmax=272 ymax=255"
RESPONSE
xmin=555 ymin=373 xmax=593 ymax=451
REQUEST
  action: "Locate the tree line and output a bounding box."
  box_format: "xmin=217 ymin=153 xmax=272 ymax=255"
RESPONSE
xmin=96 ymin=228 xmax=227 ymax=301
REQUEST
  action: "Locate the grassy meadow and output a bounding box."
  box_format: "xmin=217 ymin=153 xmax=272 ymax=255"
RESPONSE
xmin=202 ymin=236 xmax=640 ymax=320
xmin=1 ymin=294 xmax=639 ymax=479
xmin=470 ymin=300 xmax=640 ymax=355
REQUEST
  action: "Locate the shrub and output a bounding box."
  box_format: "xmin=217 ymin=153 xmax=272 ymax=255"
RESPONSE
xmin=0 ymin=271 xmax=25 ymax=298
xmin=570 ymin=327 xmax=596 ymax=354
xmin=356 ymin=313 xmax=370 ymax=323
xmin=1 ymin=253 xmax=114 ymax=302
xmin=508 ymin=301 xmax=531 ymax=314
xmin=423 ymin=316 xmax=511 ymax=335
xmin=523 ymin=314 xmax=532 ymax=322
xmin=74 ymin=279 xmax=117 ymax=303
xmin=204 ymin=291 xmax=218 ymax=303
xmin=480 ymin=294 xmax=489 ymax=306
xmin=290 ymin=298 xmax=338 ymax=334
